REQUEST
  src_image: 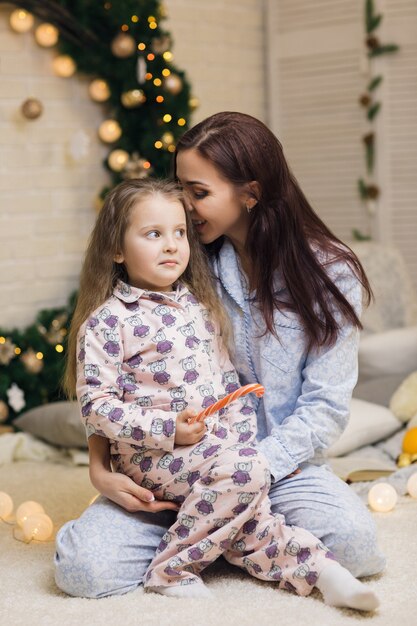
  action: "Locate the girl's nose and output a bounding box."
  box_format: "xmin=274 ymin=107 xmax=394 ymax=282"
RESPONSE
xmin=164 ymin=236 xmax=178 ymax=251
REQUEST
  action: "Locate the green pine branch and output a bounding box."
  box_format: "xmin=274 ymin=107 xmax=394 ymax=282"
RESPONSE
xmin=365 ymin=141 xmax=374 ymax=173
xmin=358 ymin=178 xmax=368 ymax=200
xmin=365 ymin=0 xmax=383 ymax=34
xmin=369 ymin=44 xmax=400 ymax=58
xmin=367 ymin=76 xmax=383 ymax=91
xmin=367 ymin=102 xmax=381 ymax=121
xmin=352 ymin=228 xmax=372 ymax=241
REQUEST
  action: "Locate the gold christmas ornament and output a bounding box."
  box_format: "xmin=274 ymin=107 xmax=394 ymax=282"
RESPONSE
xmin=98 ymin=119 xmax=122 ymax=143
xmin=123 ymin=153 xmax=152 ymax=180
xmin=9 ymin=9 xmax=34 ymax=33
xmin=121 ymin=89 xmax=146 ymax=108
xmin=21 ymin=98 xmax=43 ymax=120
xmin=20 ymin=348 xmax=44 ymax=374
xmin=35 ymin=22 xmax=59 ymax=47
xmin=161 ymin=131 xmax=174 ymax=148
xmin=111 ymin=32 xmax=136 ymax=58
xmin=0 ymin=400 xmax=9 ymax=424
xmin=164 ymin=73 xmax=182 ymax=95
xmin=0 ymin=338 xmax=17 ymax=365
xmin=108 ymin=149 xmax=130 ymax=172
xmin=151 ymin=34 xmax=171 ymax=54
xmin=94 ymin=195 xmax=105 ymax=213
xmin=88 ymin=79 xmax=111 ymax=102
xmin=158 ymin=3 xmax=168 ymax=19
xmin=37 ymin=314 xmax=68 ymax=345
xmin=189 ymin=96 xmax=200 ymax=111
xmin=52 ymin=55 xmax=76 ymax=78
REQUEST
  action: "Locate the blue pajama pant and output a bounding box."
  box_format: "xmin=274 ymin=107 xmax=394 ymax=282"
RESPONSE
xmin=54 ymin=462 xmax=385 ymax=598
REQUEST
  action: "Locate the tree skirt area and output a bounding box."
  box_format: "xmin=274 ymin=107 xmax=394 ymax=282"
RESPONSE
xmin=1 ymin=461 xmax=416 ymax=626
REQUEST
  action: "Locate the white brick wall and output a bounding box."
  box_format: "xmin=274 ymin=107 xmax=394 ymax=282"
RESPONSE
xmin=164 ymin=0 xmax=266 ymax=123
xmin=0 ymin=2 xmax=266 ymax=329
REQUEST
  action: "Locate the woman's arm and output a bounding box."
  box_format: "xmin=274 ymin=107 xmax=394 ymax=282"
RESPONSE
xmin=257 ymin=266 xmax=363 ymax=481
xmin=88 ymin=434 xmax=180 ymax=513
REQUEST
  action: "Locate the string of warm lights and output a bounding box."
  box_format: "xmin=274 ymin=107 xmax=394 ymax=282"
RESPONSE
xmin=3 ymin=0 xmax=197 ymax=203
xmin=0 ymin=1 xmax=195 ymax=427
xmin=367 ymin=472 xmax=417 ymax=512
xmin=0 ymin=492 xmax=54 ymax=543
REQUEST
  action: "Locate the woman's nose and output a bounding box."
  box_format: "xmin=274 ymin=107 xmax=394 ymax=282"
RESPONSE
xmin=182 ymin=191 xmax=194 ymax=213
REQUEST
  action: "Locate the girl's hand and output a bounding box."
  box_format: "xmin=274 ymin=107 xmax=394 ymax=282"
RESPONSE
xmin=175 ymin=408 xmax=206 ymax=446
xmin=90 ymin=469 xmax=180 ymax=514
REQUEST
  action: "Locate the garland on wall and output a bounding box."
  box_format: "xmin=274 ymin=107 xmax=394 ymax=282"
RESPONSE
xmin=353 ymin=0 xmax=399 ymax=241
xmin=1 ymin=0 xmax=197 ymax=201
xmin=0 ymin=296 xmax=75 ymax=427
xmin=0 ymin=0 xmax=195 ymax=428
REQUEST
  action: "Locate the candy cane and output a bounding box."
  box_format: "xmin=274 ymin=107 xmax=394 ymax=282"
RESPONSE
xmin=189 ymin=383 xmax=265 ymax=424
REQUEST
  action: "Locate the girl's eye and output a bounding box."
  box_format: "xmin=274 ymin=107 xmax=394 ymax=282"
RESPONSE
xmin=175 ymin=228 xmax=186 ymax=238
xmin=146 ymin=230 xmax=160 ymax=239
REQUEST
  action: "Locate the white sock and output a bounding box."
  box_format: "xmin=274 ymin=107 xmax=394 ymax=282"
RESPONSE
xmin=147 ymin=582 xmax=213 ymax=599
xmin=316 ymin=564 xmax=380 ymax=612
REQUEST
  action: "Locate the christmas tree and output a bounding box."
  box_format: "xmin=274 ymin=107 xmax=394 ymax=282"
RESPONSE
xmin=0 ymin=0 xmax=194 ymax=428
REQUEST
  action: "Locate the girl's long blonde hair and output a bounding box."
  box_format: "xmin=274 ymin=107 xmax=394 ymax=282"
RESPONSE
xmin=64 ymin=178 xmax=230 ymax=398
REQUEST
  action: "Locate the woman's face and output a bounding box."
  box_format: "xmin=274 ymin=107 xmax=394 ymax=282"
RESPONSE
xmin=175 ymin=148 xmax=251 ymax=246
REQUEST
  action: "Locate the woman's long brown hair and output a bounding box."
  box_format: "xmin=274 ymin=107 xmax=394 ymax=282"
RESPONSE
xmin=175 ymin=111 xmax=372 ymax=349
xmin=64 ymin=178 xmax=230 ymax=398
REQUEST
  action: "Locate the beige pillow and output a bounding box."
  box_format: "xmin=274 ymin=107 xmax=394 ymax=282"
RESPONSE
xmin=358 ymin=325 xmax=417 ymax=383
xmin=389 ymin=371 xmax=417 ymax=423
xmin=13 ymin=401 xmax=87 ymax=448
xmin=327 ymin=398 xmax=402 ymax=457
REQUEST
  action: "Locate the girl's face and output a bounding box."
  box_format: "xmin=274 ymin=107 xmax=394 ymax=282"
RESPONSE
xmin=115 ymin=194 xmax=190 ymax=292
xmin=176 ymin=148 xmax=251 ymax=246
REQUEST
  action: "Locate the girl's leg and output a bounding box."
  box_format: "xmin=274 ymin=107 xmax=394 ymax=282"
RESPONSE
xmin=54 ymin=496 xmax=175 ymax=598
xmin=224 ymin=497 xmax=379 ymax=610
xmin=267 ymin=463 xmax=385 ymax=577
xmin=132 ymin=436 xmax=272 ymax=594
xmin=224 ymin=495 xmax=333 ymax=596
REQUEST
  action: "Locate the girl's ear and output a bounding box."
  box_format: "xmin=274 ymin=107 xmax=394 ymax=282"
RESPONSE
xmin=114 ymin=252 xmax=124 ymax=263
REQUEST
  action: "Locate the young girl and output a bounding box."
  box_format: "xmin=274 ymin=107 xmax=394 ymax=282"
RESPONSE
xmin=65 ymin=178 xmax=378 ymax=610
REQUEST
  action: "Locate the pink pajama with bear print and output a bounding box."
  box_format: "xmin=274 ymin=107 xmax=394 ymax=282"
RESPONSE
xmin=77 ymin=280 xmax=336 ymax=595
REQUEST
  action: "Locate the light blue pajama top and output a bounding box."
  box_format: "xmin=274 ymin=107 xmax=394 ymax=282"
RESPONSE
xmin=211 ymin=239 xmax=363 ymax=483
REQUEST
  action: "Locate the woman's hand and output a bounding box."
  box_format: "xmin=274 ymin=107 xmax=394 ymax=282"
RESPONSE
xmin=90 ymin=469 xmax=180 ymax=514
xmin=284 ymin=468 xmax=301 ymax=479
xmin=175 ymin=408 xmax=206 ymax=446
xmin=88 ymin=433 xmax=179 ymax=513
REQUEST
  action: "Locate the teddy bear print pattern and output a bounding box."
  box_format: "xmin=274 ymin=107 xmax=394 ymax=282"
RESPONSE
xmin=139 ymin=429 xmax=336 ymax=594
xmin=77 ymin=280 xmax=257 ymax=458
xmin=77 ymin=280 xmax=335 ymax=594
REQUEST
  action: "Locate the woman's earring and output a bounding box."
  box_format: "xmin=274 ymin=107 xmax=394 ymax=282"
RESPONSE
xmin=246 ymin=203 xmax=252 ymax=214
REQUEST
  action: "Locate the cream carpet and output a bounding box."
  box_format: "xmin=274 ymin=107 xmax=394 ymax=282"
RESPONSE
xmin=1 ymin=460 xmax=416 ymax=626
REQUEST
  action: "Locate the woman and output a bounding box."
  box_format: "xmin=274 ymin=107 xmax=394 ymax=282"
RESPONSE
xmin=55 ymin=112 xmax=385 ymax=598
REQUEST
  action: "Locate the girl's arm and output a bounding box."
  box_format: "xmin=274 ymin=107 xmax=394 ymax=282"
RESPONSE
xmin=78 ymin=320 xmax=178 ymax=453
xmin=88 ymin=434 xmax=180 ymax=513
